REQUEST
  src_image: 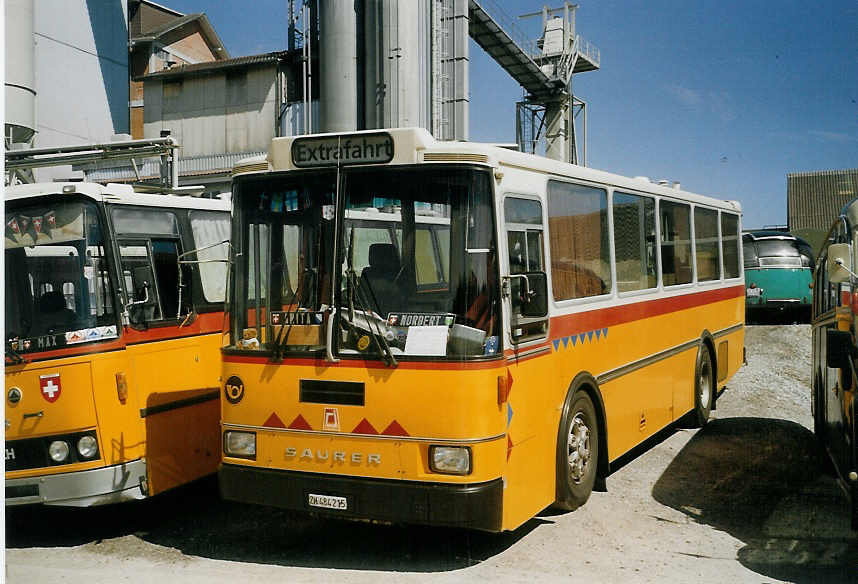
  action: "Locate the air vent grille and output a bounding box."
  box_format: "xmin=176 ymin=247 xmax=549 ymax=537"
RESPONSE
xmin=232 ymin=162 xmax=269 ymax=176
xmin=423 ymin=153 xmax=489 ymax=163
xmin=300 ymin=379 xmax=365 ymax=406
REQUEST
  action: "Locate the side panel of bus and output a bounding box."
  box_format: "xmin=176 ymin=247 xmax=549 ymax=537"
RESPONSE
xmin=110 ymin=205 xmax=228 ymax=497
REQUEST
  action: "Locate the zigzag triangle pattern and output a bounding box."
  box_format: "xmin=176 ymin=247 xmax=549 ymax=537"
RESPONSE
xmin=551 ymin=328 xmax=610 ymax=353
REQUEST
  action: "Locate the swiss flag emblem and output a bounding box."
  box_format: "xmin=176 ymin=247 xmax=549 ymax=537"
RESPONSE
xmin=39 ymin=373 xmax=62 ymax=403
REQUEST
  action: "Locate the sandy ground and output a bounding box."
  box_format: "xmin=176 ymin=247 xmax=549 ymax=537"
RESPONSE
xmin=5 ymin=324 xmax=858 ymax=583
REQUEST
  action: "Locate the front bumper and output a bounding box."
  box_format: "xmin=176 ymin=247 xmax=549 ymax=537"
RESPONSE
xmin=6 ymin=459 xmax=147 ymax=507
xmin=219 ymin=463 xmax=504 ymax=532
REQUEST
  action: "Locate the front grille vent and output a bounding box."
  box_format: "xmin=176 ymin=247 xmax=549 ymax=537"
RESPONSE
xmin=232 ymin=161 xmax=269 ymax=176
xmin=423 ymin=153 xmax=489 ymax=164
xmin=300 ymin=379 xmax=365 ymax=406
xmin=759 ymin=257 xmax=802 ymax=267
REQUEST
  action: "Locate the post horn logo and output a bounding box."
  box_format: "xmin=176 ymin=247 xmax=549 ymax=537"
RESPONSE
xmin=7 ymin=387 xmax=22 ymax=405
xmin=224 ymin=376 xmax=245 ymax=404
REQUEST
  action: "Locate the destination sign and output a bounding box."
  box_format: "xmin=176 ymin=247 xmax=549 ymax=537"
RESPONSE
xmin=386 ymin=312 xmax=455 ymax=327
xmin=270 ymin=311 xmax=325 ymax=326
xmin=291 ymin=132 xmax=394 ymax=168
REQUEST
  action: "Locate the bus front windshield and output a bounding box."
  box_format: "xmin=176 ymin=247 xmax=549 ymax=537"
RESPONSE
xmin=5 ymin=199 xmax=118 ymax=352
xmin=231 ymin=166 xmax=501 ymax=360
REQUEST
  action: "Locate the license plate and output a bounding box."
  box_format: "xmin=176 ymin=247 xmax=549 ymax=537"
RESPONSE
xmin=308 ymin=493 xmax=348 ymax=510
xmin=746 ymin=287 xmax=762 ymax=297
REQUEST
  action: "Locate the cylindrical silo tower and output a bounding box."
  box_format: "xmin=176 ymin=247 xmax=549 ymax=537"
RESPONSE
xmin=4 ymin=0 xmax=36 ymax=145
xmin=318 ymin=1 xmax=358 ymax=133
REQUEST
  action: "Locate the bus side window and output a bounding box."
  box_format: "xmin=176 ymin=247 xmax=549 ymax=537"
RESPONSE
xmin=119 ymin=243 xmax=161 ymax=322
xmin=546 ymin=180 xmax=611 ymax=299
xmin=694 ymin=207 xmax=721 ymax=281
xmin=660 ymin=201 xmax=693 ymax=286
xmin=151 ymin=239 xmax=183 ymax=320
xmin=189 ymin=210 xmax=231 ymax=305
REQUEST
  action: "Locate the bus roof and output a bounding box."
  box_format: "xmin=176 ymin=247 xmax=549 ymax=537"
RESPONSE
xmin=5 ymin=182 xmax=229 ymax=211
xmin=239 ymin=127 xmax=741 ymax=214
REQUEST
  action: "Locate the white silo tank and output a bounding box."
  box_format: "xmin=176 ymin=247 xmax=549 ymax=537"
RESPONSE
xmin=4 ymin=0 xmax=36 ymax=144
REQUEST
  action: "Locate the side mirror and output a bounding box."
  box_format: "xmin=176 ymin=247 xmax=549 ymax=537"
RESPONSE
xmin=827 ymin=328 xmax=857 ymax=370
xmin=521 ymin=271 xmax=548 ymax=317
xmin=827 ymin=243 xmax=854 ymax=283
xmin=507 ymin=272 xmax=548 ymax=318
xmin=125 ymin=266 xmax=155 ymax=325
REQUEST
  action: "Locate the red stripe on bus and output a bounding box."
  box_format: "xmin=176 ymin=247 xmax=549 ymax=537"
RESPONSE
xmin=548 ymin=285 xmax=744 ymax=339
xmin=123 ymin=312 xmax=224 ymax=345
xmin=6 ymin=338 xmax=126 ymax=362
xmin=222 ymin=354 xmax=507 ymax=370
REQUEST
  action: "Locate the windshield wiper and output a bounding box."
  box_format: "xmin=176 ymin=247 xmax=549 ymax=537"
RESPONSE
xmin=343 ymin=226 xmax=397 ymax=367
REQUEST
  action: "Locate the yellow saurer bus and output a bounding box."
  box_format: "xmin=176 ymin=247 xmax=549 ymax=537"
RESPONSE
xmin=5 ymin=182 xmax=230 ymax=506
xmin=219 ymin=128 xmax=745 ymax=531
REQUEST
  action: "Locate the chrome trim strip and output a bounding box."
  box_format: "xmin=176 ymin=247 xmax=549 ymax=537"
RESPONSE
xmin=506 ymin=345 xmax=552 ymax=361
xmin=597 ymin=338 xmax=701 ymax=385
xmin=139 ymin=388 xmax=219 ymax=418
xmin=6 ymin=459 xmax=147 ymax=507
xmin=222 ymin=423 xmax=506 ymax=445
xmin=713 ymin=322 xmax=744 ymax=339
xmin=596 ymin=322 xmax=743 ymax=385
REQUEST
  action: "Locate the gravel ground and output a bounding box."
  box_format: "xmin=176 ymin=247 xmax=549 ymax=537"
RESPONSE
xmin=5 ymin=324 xmax=858 ymax=583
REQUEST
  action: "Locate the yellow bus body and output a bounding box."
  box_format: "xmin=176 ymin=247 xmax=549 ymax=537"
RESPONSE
xmin=223 ymin=289 xmax=743 ymax=531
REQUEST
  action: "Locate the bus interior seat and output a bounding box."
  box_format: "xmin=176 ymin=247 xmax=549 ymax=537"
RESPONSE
xmin=360 ymin=243 xmax=404 ymax=316
xmin=36 ymin=290 xmax=76 ymax=332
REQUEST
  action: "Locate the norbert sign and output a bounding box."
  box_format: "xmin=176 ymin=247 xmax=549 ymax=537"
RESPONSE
xmin=291 ymin=132 xmax=394 ymax=168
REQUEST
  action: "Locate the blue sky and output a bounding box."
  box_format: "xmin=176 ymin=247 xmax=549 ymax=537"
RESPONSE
xmin=168 ymin=0 xmax=857 ymax=229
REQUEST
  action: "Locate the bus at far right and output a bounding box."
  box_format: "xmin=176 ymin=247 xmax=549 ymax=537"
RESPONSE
xmin=743 ymin=231 xmax=814 ymax=323
xmin=812 ymin=204 xmax=858 ymax=529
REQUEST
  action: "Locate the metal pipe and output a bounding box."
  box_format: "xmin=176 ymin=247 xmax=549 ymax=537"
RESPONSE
xmin=253 ymin=224 xmax=262 ymax=342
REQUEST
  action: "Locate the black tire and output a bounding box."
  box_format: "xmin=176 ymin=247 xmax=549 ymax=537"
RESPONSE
xmin=691 ymin=345 xmax=714 ymax=427
xmin=553 ymin=390 xmax=599 ymax=511
xmin=812 ymin=373 xmax=825 ymax=441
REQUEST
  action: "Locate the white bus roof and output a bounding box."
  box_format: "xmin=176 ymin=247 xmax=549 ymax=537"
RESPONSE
xmin=4 ymin=182 xmax=229 ymax=212
xmin=245 ymin=127 xmax=740 ymax=214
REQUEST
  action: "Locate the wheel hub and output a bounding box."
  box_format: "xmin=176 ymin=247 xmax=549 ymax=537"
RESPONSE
xmin=567 ymin=413 xmax=591 ymax=483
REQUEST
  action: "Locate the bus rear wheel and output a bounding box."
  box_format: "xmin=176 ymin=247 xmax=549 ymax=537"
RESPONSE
xmin=691 ymin=345 xmax=714 ymax=427
xmin=553 ymin=390 xmax=599 ymax=511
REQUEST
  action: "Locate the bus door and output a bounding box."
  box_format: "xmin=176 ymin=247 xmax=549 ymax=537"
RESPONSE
xmin=500 ymin=195 xmax=554 ymax=518
xmin=111 ymin=205 xmax=220 ymax=496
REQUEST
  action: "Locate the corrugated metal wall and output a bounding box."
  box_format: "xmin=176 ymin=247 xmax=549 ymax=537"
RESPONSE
xmin=788 ymin=169 xmax=858 ymax=232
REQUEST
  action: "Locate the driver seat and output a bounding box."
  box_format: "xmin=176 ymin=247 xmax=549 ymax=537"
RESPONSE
xmin=359 ymin=243 xmax=404 ymax=317
xmin=36 ymin=290 xmax=77 ymax=333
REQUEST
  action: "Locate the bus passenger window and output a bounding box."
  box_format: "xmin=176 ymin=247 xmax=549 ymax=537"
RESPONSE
xmin=721 ymin=213 xmax=741 ymax=279
xmin=189 ymin=210 xmax=230 ymax=303
xmin=660 ymin=201 xmax=693 ymax=286
xmin=694 ymin=207 xmax=721 ymax=281
xmin=613 ymin=192 xmax=657 ymax=292
xmin=152 ymin=240 xmax=182 ymax=320
xmin=547 ymin=181 xmax=611 ymax=299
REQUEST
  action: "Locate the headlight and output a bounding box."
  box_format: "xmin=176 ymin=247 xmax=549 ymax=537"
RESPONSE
xmin=429 ymin=445 xmax=471 ymax=475
xmin=224 ymin=431 xmax=256 ymax=459
xmin=49 ymin=440 xmax=70 ymax=463
xmin=77 ymin=435 xmax=99 ymax=459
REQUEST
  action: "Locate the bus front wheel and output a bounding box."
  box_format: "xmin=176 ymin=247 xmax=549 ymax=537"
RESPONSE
xmin=553 ymin=390 xmax=599 ymax=511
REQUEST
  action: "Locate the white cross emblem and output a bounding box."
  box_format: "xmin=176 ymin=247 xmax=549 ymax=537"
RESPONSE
xmin=43 ymin=379 xmax=58 ymax=398
xmin=39 ymin=374 xmax=62 ymax=403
